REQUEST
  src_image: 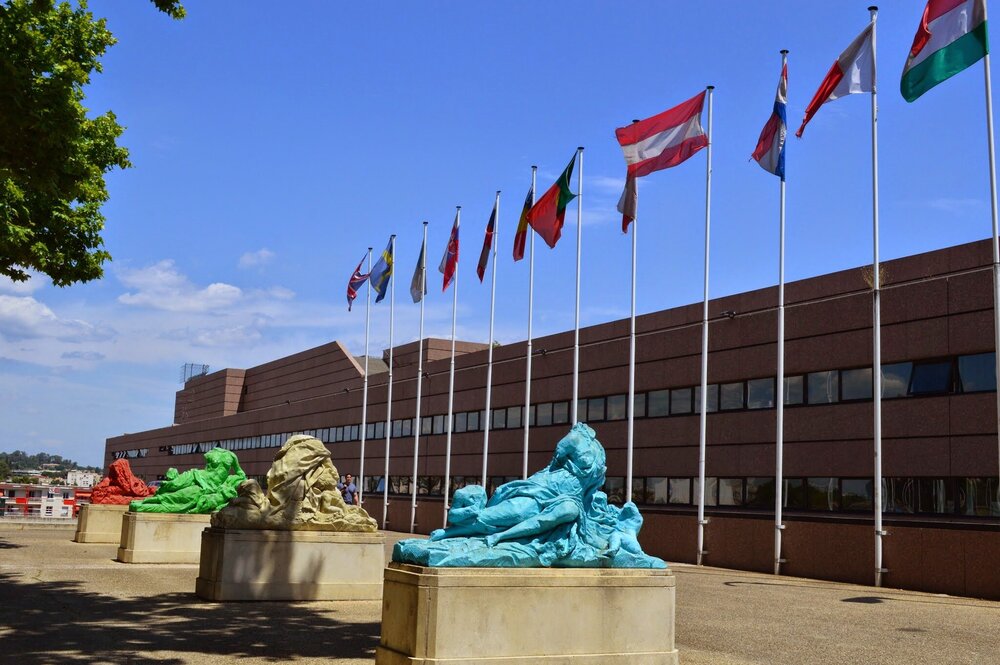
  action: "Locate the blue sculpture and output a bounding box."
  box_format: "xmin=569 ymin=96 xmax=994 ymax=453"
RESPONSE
xmin=393 ymin=423 xmax=666 ymax=568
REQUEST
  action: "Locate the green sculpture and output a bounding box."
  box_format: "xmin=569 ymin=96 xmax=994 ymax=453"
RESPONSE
xmin=129 ymin=447 xmax=246 ymax=514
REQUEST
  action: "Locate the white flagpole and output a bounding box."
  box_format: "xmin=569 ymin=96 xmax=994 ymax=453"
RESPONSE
xmin=382 ymin=235 xmax=396 ymax=529
xmin=868 ymin=6 xmax=886 ymax=588
xmin=482 ymin=192 xmax=501 ymax=487
xmin=523 ymin=167 xmax=537 ymax=479
xmin=626 ymin=137 xmax=639 ymax=505
xmin=443 ymin=207 xmax=460 ymax=526
xmin=358 ymin=247 xmax=373 ymax=507
xmin=696 ymin=85 xmax=714 ymax=567
xmin=410 ymin=222 xmax=428 ymax=533
xmin=775 ymin=50 xmax=788 ymax=577
xmin=572 ymin=147 xmax=584 ymax=423
xmin=983 ymin=35 xmax=1000 ymax=495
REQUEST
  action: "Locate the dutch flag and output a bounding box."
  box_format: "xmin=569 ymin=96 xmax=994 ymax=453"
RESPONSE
xmin=751 ymin=62 xmax=788 ymax=181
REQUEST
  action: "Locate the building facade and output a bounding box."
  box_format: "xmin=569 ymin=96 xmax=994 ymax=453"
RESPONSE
xmin=0 ymin=483 xmax=82 ymax=518
xmin=106 ymin=239 xmax=1000 ymax=599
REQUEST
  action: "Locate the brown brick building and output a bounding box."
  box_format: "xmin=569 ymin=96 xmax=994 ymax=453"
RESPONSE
xmin=106 ymin=239 xmax=1000 ymax=599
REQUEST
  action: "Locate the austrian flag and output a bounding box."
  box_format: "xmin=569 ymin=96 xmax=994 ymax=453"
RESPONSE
xmin=615 ymin=92 xmax=709 ymax=179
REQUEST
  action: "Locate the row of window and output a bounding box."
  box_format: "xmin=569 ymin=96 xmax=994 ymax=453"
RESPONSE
xmin=150 ymin=352 xmax=995 ymax=459
xmin=360 ymin=475 xmax=1000 ymax=518
xmin=113 ymin=448 xmax=148 ymax=459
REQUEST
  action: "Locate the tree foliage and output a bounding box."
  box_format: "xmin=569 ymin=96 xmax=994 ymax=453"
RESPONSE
xmin=0 ymin=449 xmax=99 ymax=472
xmin=0 ymin=0 xmax=183 ymax=286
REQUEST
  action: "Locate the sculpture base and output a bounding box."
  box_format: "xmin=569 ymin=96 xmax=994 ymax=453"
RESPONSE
xmin=73 ymin=503 xmax=128 ymax=543
xmin=116 ymin=511 xmax=212 ymax=564
xmin=195 ymin=527 xmax=385 ymax=601
xmin=375 ymin=563 xmax=678 ymax=665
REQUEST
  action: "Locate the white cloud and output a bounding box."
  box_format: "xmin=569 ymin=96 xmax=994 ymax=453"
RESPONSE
xmin=0 ymin=295 xmax=115 ymax=343
xmin=117 ymin=260 xmax=243 ymax=312
xmin=61 ymin=351 xmax=106 ymax=361
xmin=238 ymin=248 xmax=276 ymax=269
xmin=0 ymin=271 xmax=43 ymax=295
xmin=588 ymin=174 xmax=626 ymax=193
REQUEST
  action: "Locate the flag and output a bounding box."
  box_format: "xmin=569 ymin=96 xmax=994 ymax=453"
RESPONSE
xmin=346 ymin=250 xmax=370 ymax=311
xmin=512 ymin=182 xmax=534 ymax=261
xmin=752 ymin=63 xmax=788 ymax=180
xmin=410 ymin=237 xmax=427 ymax=303
xmin=369 ymin=238 xmax=394 ymax=304
xmin=526 ymin=154 xmax=576 ymax=249
xmin=477 ymin=201 xmax=497 ymax=282
xmin=617 ymin=176 xmax=637 ymax=232
xmin=796 ymin=23 xmax=874 ymax=137
xmin=439 ymin=213 xmax=459 ymax=291
xmin=901 ymin=0 xmax=988 ymax=102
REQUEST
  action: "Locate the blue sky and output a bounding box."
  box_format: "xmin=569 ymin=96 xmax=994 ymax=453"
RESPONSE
xmin=0 ymin=1 xmax=994 ymax=467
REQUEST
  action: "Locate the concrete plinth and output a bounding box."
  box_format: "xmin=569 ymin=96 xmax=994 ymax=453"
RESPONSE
xmin=116 ymin=511 xmax=212 ymax=564
xmin=195 ymin=528 xmax=385 ymax=601
xmin=375 ymin=563 xmax=678 ymax=665
xmin=73 ymin=503 xmax=128 ymax=543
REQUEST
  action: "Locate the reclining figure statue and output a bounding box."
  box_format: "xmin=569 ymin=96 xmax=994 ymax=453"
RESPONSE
xmin=91 ymin=459 xmax=157 ymax=505
xmin=211 ymin=435 xmax=377 ymax=532
xmin=393 ymin=423 xmax=666 ymax=568
xmin=129 ymin=447 xmax=246 ymax=514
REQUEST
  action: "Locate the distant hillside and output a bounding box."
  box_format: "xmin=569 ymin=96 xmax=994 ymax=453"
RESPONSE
xmin=0 ymin=450 xmax=101 ymax=474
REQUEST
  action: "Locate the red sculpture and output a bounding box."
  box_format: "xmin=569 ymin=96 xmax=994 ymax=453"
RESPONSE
xmin=91 ymin=459 xmax=157 ymax=505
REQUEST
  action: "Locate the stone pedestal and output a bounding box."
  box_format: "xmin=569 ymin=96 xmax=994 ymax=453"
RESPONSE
xmin=195 ymin=528 xmax=385 ymax=601
xmin=375 ymin=563 xmax=678 ymax=665
xmin=116 ymin=511 xmax=212 ymax=564
xmin=73 ymin=503 xmax=128 ymax=543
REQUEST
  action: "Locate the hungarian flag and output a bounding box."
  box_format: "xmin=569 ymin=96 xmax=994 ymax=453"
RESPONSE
xmin=796 ymin=23 xmax=874 ymax=137
xmin=526 ymin=154 xmax=577 ymax=249
xmin=615 ymin=91 xmax=708 ymax=231
xmin=476 ymin=200 xmax=497 ymax=282
xmin=901 ymin=0 xmax=988 ymax=102
xmin=439 ymin=212 xmax=459 ymax=291
xmin=512 ymin=182 xmax=534 ymax=261
xmin=752 ymin=62 xmax=788 ymax=180
xmin=346 ymin=250 xmax=370 ymax=311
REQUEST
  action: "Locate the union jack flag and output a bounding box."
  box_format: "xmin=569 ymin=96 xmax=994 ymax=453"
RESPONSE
xmin=346 ymin=250 xmax=370 ymax=311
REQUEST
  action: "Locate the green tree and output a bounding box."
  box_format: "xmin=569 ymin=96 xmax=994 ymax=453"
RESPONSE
xmin=0 ymin=457 xmax=10 ymax=481
xmin=0 ymin=0 xmax=182 ymax=286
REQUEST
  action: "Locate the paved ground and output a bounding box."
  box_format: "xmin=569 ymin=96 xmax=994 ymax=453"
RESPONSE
xmin=1 ymin=526 xmax=998 ymax=664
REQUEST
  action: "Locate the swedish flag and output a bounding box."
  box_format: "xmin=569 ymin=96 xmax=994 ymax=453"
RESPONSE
xmin=369 ymin=237 xmax=394 ymax=303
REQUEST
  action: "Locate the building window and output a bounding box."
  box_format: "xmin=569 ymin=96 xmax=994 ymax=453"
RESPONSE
xmin=402 ymin=419 xmax=412 ymax=436
xmin=433 ymin=415 xmax=445 ymax=435
xmin=587 ymin=397 xmax=606 ymax=422
xmin=909 ymin=360 xmax=954 ymax=395
xmin=467 ymin=410 xmax=480 ymax=432
xmin=783 ymin=376 xmax=804 ymax=405
xmin=694 ymin=384 xmax=719 ymax=413
xmin=694 ymin=477 xmax=718 ymax=506
xmin=745 ymin=478 xmax=775 ymax=508
xmin=455 ymin=412 xmax=468 ymax=433
xmin=633 ymin=393 xmax=647 ymax=418
xmin=630 ymin=477 xmax=645 ymax=504
xmin=841 ymin=368 xmax=873 ymax=401
xmin=552 ymin=401 xmax=570 ymax=425
xmin=392 ymin=420 xmax=402 ymax=438
xmin=645 ymin=477 xmax=669 ymax=504
xmin=720 ymin=382 xmax=744 ymax=410
xmin=881 ymin=362 xmax=912 ymax=398
xmin=507 ymin=406 xmax=523 ymax=429
xmin=883 ymin=477 xmax=916 ymax=514
xmin=958 ymin=477 xmax=999 ymax=517
xmin=718 ymin=478 xmax=744 ymax=506
xmin=648 ymin=390 xmax=669 ymax=417
xmin=669 ymin=478 xmax=691 ymax=504
xmin=492 ymin=408 xmax=507 ymax=430
xmin=603 ymin=477 xmax=625 ymax=505
xmin=958 ymin=353 xmax=996 ymax=393
xmin=807 ymin=371 xmax=839 ymax=404
xmin=840 ymin=478 xmax=873 ymax=511
xmin=670 ymin=388 xmax=693 ymax=415
xmin=746 ymin=378 xmax=774 ymax=409
xmin=366 ymin=424 xmax=376 ymax=439
xmin=421 ymin=417 xmax=433 ymax=435
xmin=526 ymin=405 xmax=536 ymax=427
xmin=606 ymin=394 xmax=627 ymax=421
xmin=536 ymin=403 xmax=553 ymax=427
xmin=807 ymin=477 xmax=839 ymax=511
xmin=374 ymin=421 xmax=385 ymax=439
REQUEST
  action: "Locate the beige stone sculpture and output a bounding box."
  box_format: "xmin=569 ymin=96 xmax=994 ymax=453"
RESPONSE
xmin=211 ymin=435 xmax=377 ymax=532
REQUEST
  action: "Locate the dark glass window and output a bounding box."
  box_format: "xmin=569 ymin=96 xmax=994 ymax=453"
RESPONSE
xmin=403 ymin=419 xmax=413 ymax=436
xmin=552 ymin=402 xmax=570 ymax=425
xmin=606 ymin=394 xmax=628 ymax=421
xmin=720 ymin=382 xmax=744 ymax=410
xmin=507 ymin=406 xmax=523 ymax=429
xmin=577 ymin=399 xmax=587 ymax=421
xmin=421 ymin=417 xmax=433 ymax=435
xmin=467 ymin=410 xmax=480 ymax=432
xmin=428 ymin=476 xmax=444 ymax=496
xmin=450 ymin=476 xmax=465 ymax=494
xmin=718 ymin=478 xmax=744 ymax=506
xmin=881 ymin=362 xmax=912 ymax=398
xmin=417 ymin=476 xmax=431 ymax=495
xmin=840 ymin=478 xmax=873 ymax=511
xmin=918 ymin=478 xmax=955 ymax=514
xmin=433 ymin=415 xmax=445 ymax=435
xmin=634 ymin=393 xmax=647 ymax=418
xmin=958 ymin=477 xmax=1000 ymax=517
xmin=669 ymin=478 xmax=691 ymax=504
xmin=631 ymin=477 xmax=645 ymax=504
xmin=783 ymin=478 xmax=806 ymax=509
xmin=646 ymin=477 xmax=669 ymax=504
xmin=694 ymin=477 xmax=718 ymax=506
xmin=670 ymin=388 xmax=693 ymax=415
xmin=747 ymin=378 xmax=775 ymax=409
xmin=587 ymin=397 xmax=606 ymax=422
xmin=350 ymin=424 xmax=360 ymax=440
xmin=526 ymin=405 xmax=535 ymax=427
xmin=694 ymin=384 xmax=719 ymax=413
xmin=392 ymin=420 xmax=402 ymax=438
xmin=366 ymin=423 xmax=376 ymax=439
xmin=746 ymin=478 xmax=775 ymax=508
xmin=648 ymin=390 xmax=669 ymax=417
xmin=841 ymin=368 xmax=873 ymax=401
xmin=783 ymin=376 xmax=804 ymax=405
xmin=807 ymin=371 xmax=839 ymax=404
xmin=492 ymin=408 xmax=507 ymax=430
xmin=958 ymin=353 xmax=997 ymax=393
xmin=883 ymin=477 xmax=916 ymax=514
xmin=604 ymin=477 xmax=625 ymax=505
xmin=536 ymin=403 xmax=553 ymax=427
xmin=807 ymin=477 xmax=839 ymax=511
xmin=487 ymin=476 xmax=505 ymax=497
xmin=909 ymin=360 xmax=954 ymax=395
xmin=455 ymin=412 xmax=468 ymax=433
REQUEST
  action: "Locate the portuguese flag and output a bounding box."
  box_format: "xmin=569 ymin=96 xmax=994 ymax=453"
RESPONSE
xmin=526 ymin=153 xmax=577 ymax=249
xmin=901 ymin=0 xmax=989 ymax=102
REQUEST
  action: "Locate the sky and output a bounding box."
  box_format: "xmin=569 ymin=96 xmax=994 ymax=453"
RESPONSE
xmin=0 ymin=1 xmax=994 ymax=467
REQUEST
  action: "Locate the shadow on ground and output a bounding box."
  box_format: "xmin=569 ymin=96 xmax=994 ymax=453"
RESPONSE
xmin=0 ymin=572 xmax=379 ymax=664
xmin=0 ymin=537 xmax=24 ymax=549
